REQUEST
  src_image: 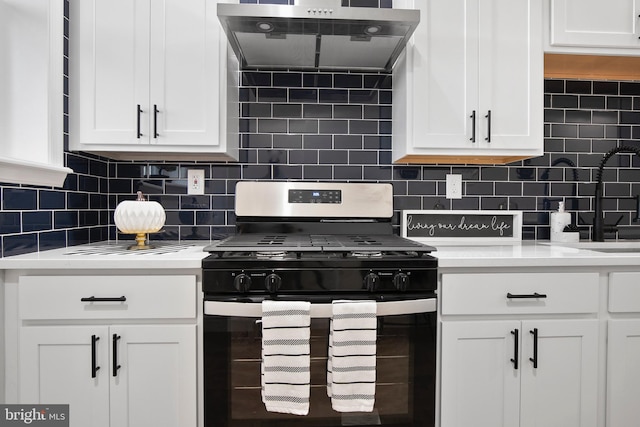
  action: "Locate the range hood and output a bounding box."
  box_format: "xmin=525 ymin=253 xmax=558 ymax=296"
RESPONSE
xmin=217 ymin=0 xmax=420 ymax=72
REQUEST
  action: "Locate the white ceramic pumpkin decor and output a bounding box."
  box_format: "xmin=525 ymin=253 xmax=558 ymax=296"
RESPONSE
xmin=114 ymin=191 xmax=166 ymax=249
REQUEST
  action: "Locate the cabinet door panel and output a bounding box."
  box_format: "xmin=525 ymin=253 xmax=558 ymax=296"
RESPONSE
xmin=520 ymin=320 xmax=598 ymax=427
xmin=478 ymin=0 xmax=543 ymax=150
xmin=441 ymin=320 xmax=521 ymax=427
xmin=70 ymin=0 xmax=150 ymax=145
xmin=607 ymin=320 xmax=640 ymax=427
xmin=109 ymin=325 xmax=197 ymax=427
xmin=410 ymin=0 xmax=478 ymax=149
xmin=19 ymin=326 xmax=110 ymax=427
xmin=150 ymin=0 xmax=221 ymax=146
xmin=550 ymin=0 xmax=640 ymax=48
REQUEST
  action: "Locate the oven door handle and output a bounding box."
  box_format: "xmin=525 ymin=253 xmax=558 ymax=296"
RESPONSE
xmin=204 ymin=297 xmax=437 ymax=318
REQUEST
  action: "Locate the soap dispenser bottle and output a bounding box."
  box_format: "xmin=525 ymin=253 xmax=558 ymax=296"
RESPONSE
xmin=550 ymin=201 xmax=571 ymax=237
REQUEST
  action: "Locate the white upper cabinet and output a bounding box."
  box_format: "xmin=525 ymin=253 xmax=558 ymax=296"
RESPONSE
xmin=0 ymin=0 xmax=71 ymax=187
xmin=69 ymin=0 xmax=239 ymax=161
xmin=393 ymin=0 xmax=544 ymax=165
xmin=546 ymin=0 xmax=640 ymax=54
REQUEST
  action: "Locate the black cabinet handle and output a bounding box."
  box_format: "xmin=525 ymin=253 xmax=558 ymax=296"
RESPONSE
xmin=136 ymin=104 xmax=143 ymax=138
xmin=510 ymin=329 xmax=519 ymax=370
xmin=470 ymin=110 xmax=476 ymax=142
xmin=91 ymin=335 xmax=100 ymax=378
xmin=485 ymin=110 xmax=492 ymax=142
xmin=153 ymin=104 xmax=159 ymax=138
xmin=507 ymin=292 xmax=547 ymax=299
xmin=112 ymin=334 xmax=122 ymax=377
xmin=81 ymin=296 xmax=126 ymax=302
xmin=529 ymin=328 xmax=538 ymax=369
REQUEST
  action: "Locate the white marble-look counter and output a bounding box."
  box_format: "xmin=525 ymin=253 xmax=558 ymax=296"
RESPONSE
xmin=433 ymin=241 xmax=640 ymax=268
xmin=0 ymin=241 xmax=210 ymax=270
xmin=2 ymin=240 xmax=640 ymax=271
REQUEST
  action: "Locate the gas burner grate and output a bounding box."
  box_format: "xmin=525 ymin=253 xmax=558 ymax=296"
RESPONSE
xmin=348 ymin=235 xmax=383 ymax=246
xmin=256 ymin=235 xmax=287 ymax=246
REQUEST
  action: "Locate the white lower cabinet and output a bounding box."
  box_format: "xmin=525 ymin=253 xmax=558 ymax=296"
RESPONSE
xmin=20 ymin=325 xmax=195 ymax=427
xmin=16 ymin=275 xmax=198 ymax=427
xmin=606 ymin=320 xmax=640 ymax=427
xmin=441 ymin=321 xmax=521 ymax=427
xmin=20 ymin=326 xmax=110 ymax=427
xmin=440 ymin=272 xmax=599 ymax=427
xmin=607 ymin=272 xmax=640 ymax=427
xmin=441 ymin=319 xmax=598 ymax=427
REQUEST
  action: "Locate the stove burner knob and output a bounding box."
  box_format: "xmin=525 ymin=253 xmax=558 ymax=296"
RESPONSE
xmin=393 ymin=272 xmax=410 ymax=291
xmin=234 ymin=273 xmax=252 ymax=293
xmin=363 ymin=272 xmax=379 ymax=292
xmin=265 ymin=273 xmax=282 ymax=293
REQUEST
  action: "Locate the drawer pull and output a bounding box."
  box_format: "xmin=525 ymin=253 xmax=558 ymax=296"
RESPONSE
xmin=506 ymin=292 xmax=547 ymax=299
xmin=529 ymin=328 xmax=539 ymax=369
xmin=510 ymin=329 xmax=519 ymax=370
xmin=91 ymin=335 xmax=100 ymax=378
xmin=113 ymin=334 xmax=122 ymax=377
xmin=81 ymin=296 xmax=127 ymax=302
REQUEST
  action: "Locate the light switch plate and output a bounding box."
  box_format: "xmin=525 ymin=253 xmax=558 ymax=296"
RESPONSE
xmin=187 ymin=169 xmax=205 ymax=195
xmin=446 ymin=174 xmax=462 ymax=199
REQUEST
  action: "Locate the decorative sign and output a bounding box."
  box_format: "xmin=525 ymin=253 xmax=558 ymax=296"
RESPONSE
xmin=402 ymin=210 xmax=522 ymax=243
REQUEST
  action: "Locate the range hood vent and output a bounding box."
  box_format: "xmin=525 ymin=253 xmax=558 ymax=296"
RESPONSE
xmin=217 ymin=0 xmax=420 ymax=72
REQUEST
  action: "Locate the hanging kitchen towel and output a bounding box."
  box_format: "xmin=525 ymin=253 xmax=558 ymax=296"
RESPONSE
xmin=327 ymin=300 xmax=377 ymax=412
xmin=261 ymin=300 xmax=311 ymax=415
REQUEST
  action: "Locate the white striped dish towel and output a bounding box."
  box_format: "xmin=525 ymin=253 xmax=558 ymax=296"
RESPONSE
xmin=327 ymin=300 xmax=377 ymax=413
xmin=261 ymin=300 xmax=311 ymax=415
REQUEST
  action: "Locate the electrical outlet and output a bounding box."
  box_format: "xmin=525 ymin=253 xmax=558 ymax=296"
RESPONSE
xmin=187 ymin=169 xmax=205 ymax=195
xmin=446 ymin=174 xmax=462 ymax=199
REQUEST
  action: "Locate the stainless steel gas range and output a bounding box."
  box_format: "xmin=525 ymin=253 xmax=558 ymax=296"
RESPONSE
xmin=202 ymin=182 xmax=437 ymax=427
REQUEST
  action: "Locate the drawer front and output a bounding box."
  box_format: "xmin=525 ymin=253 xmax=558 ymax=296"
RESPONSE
xmin=19 ymin=275 xmax=196 ymax=320
xmin=609 ymin=272 xmax=640 ymax=313
xmin=442 ymin=272 xmax=599 ymax=315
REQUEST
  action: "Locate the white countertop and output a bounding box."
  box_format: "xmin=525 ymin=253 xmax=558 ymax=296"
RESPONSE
xmin=1 ymin=240 xmax=640 ymax=271
xmin=433 ymin=241 xmax=640 ymax=268
xmin=0 ymin=241 xmax=210 ymax=270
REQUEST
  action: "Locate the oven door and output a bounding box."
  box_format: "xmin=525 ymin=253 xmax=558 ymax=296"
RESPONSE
xmin=203 ymin=297 xmax=436 ymax=427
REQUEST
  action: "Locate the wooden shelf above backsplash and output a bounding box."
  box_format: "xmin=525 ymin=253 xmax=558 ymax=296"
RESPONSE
xmin=545 ymin=53 xmax=640 ymax=81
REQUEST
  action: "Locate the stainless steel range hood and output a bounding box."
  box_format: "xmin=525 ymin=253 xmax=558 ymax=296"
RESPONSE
xmin=217 ymin=0 xmax=420 ymax=72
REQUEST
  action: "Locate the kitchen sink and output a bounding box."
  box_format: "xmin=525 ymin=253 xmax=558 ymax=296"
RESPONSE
xmin=543 ymin=241 xmax=640 ymax=254
xmin=588 ymin=247 xmax=640 ymax=253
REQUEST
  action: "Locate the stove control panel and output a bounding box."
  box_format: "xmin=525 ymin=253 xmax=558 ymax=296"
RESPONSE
xmin=204 ymin=267 xmax=436 ymax=295
xmin=288 ymin=189 xmax=342 ymax=204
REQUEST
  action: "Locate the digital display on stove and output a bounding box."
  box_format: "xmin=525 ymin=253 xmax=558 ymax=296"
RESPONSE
xmin=288 ymin=189 xmax=342 ymax=204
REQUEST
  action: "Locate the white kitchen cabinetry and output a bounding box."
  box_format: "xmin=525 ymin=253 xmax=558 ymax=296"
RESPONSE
xmin=16 ymin=275 xmax=197 ymax=427
xmin=393 ymin=0 xmax=543 ymax=165
xmin=440 ymin=272 xmax=599 ymax=427
xmin=546 ymin=0 xmax=640 ymax=55
xmin=0 ymin=0 xmax=72 ymax=187
xmin=606 ymin=272 xmax=640 ymax=427
xmin=69 ymin=0 xmax=238 ymax=161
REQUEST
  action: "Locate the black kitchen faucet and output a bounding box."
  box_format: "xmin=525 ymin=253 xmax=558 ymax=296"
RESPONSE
xmin=592 ymin=146 xmax=640 ymax=241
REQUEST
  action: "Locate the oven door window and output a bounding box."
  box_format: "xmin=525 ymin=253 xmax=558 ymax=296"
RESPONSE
xmin=204 ymin=312 xmax=436 ymax=427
